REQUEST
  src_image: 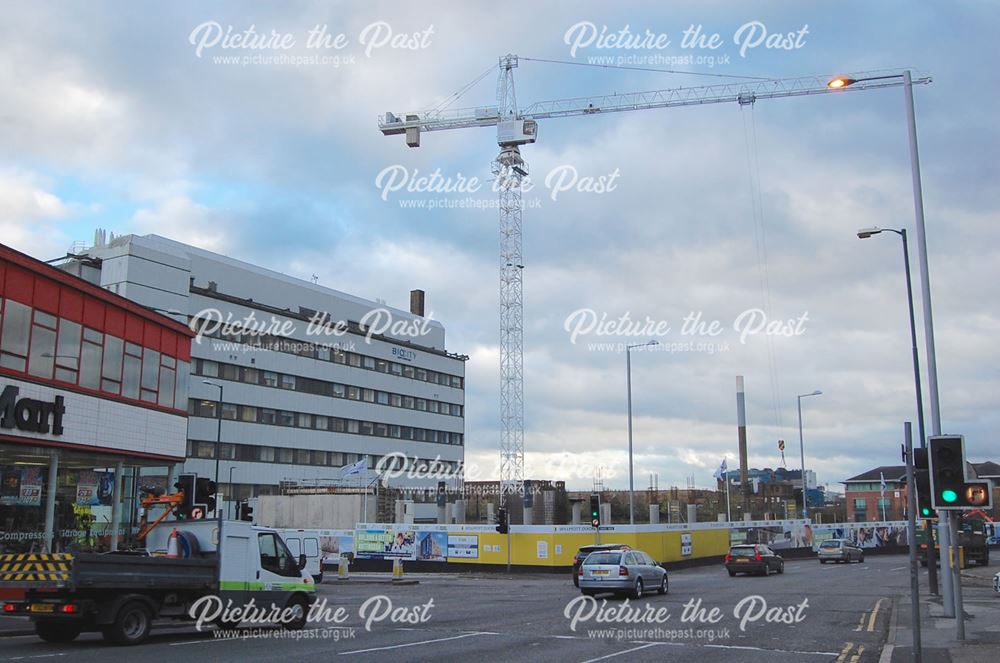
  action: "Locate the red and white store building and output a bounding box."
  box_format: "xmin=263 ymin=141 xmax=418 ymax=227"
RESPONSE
xmin=0 ymin=242 xmax=193 ymax=555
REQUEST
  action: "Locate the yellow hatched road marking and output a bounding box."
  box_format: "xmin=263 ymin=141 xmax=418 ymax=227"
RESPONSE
xmin=850 ymin=644 xmax=865 ymax=663
xmin=835 ymin=642 xmax=854 ymax=663
xmin=854 ymin=612 xmax=867 ymax=631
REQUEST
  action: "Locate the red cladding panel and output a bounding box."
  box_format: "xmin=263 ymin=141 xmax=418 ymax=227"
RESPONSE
xmin=105 ymin=307 xmax=126 ymax=338
xmin=143 ymin=323 xmax=161 ymax=352
xmin=4 ymin=266 xmax=34 ymax=305
xmin=33 ymin=279 xmax=60 ymax=314
xmin=82 ymin=298 xmax=106 ymax=329
xmin=58 ymin=290 xmax=84 ymax=323
xmin=160 ymin=332 xmax=176 ymax=358
xmin=124 ymin=315 xmax=143 ymax=344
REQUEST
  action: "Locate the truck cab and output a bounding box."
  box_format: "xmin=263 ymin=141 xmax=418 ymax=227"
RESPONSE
xmin=1 ymin=519 xmax=316 ymax=645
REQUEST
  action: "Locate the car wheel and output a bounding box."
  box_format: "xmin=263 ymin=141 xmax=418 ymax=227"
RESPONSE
xmin=727 ymin=569 xmax=736 ymax=577
xmin=658 ymin=575 xmax=668 ymax=594
xmin=573 ymin=575 xmax=579 ymax=588
xmin=103 ymin=600 xmax=152 ymax=646
xmin=632 ymin=578 xmax=644 ymax=599
xmin=778 ymin=561 xmax=784 ymax=574
xmin=820 ymin=559 xmax=827 ymax=564
xmin=762 ymin=564 xmax=770 ymax=577
xmin=581 ymin=589 xmax=596 ymax=597
xmin=35 ymin=620 xmax=82 ymax=643
xmin=859 ymin=555 xmax=864 ymax=563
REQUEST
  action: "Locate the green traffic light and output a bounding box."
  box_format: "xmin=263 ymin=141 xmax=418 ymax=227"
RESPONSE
xmin=921 ymin=507 xmax=931 ymax=516
xmin=941 ymin=489 xmax=958 ymax=503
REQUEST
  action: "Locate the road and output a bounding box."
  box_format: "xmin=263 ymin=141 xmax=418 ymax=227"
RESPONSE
xmin=0 ymin=555 xmax=915 ymax=662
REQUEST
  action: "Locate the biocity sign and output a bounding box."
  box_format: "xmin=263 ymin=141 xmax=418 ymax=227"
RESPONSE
xmin=0 ymin=385 xmax=66 ymax=436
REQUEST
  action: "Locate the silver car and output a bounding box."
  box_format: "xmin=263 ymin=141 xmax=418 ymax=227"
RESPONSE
xmin=818 ymin=539 xmax=864 ymax=564
xmin=578 ymin=549 xmax=668 ymax=599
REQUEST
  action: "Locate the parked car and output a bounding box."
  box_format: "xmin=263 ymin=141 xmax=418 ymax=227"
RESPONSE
xmin=578 ymin=548 xmax=667 ymax=599
xmin=572 ymin=543 xmax=630 ymax=587
xmin=817 ymin=539 xmax=864 ymax=564
xmin=993 ymin=571 xmax=999 ymax=594
xmin=725 ymin=544 xmax=784 ymax=577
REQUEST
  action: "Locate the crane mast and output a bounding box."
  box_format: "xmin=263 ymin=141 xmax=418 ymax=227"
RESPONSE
xmin=379 ymin=60 xmax=929 ymax=517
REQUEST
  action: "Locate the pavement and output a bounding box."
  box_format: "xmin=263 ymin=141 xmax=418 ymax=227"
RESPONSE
xmin=886 ymin=561 xmax=1000 ymax=663
xmin=0 ymin=556 xmax=994 ymax=661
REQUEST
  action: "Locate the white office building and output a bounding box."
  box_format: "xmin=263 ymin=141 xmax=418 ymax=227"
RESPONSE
xmin=60 ymin=233 xmax=466 ymax=500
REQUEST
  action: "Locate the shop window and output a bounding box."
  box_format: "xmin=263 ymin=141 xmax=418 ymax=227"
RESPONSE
xmin=158 ymin=365 xmax=175 ymax=408
xmin=102 ymin=335 xmax=124 ymax=382
xmin=175 ymin=360 xmax=190 ymax=407
xmin=122 ymin=345 xmax=142 ymax=399
xmin=54 ymin=319 xmax=81 ymax=383
xmin=27 ymin=322 xmax=56 ymax=379
xmin=141 ymin=349 xmax=160 ymax=393
xmin=0 ymin=299 xmax=31 ymax=371
xmin=80 ymin=336 xmax=103 ymax=390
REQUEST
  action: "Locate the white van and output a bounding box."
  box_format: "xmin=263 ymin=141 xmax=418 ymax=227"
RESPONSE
xmin=277 ymin=529 xmax=324 ymax=583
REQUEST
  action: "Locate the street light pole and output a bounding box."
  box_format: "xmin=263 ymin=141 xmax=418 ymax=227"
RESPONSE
xmin=833 ymin=70 xmax=955 ymax=621
xmin=796 ymin=391 xmax=822 ymax=521
xmin=626 ymin=340 xmax=658 ymax=525
xmin=857 ymin=225 xmax=938 ymax=594
xmin=229 ymin=465 xmax=236 ymax=520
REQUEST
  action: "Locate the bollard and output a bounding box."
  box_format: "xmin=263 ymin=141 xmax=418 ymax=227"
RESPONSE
xmin=338 ymin=556 xmax=350 ymax=580
xmin=392 ymin=557 xmax=404 ymax=579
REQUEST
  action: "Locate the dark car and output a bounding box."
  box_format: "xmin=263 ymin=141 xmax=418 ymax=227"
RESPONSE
xmin=572 ymin=543 xmax=630 ymax=587
xmin=725 ymin=544 xmax=784 ymax=577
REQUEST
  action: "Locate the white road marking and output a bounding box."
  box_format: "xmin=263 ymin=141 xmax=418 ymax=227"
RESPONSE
xmin=339 ymin=631 xmax=494 ymax=655
xmin=890 ymin=566 xmax=907 ymax=571
xmin=705 ymin=644 xmax=839 ymax=656
xmin=579 ymin=642 xmax=658 ymax=662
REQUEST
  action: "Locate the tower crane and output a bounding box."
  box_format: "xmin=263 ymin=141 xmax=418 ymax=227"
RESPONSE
xmin=379 ymin=55 xmax=929 ymax=507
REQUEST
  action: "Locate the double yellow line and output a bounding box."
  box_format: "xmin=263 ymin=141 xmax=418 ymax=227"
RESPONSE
xmin=854 ymin=597 xmax=885 ymax=633
xmin=836 ymin=642 xmax=866 ymax=663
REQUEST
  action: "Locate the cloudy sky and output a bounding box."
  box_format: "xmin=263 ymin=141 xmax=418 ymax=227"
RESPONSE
xmin=3 ymin=1 xmax=998 ymax=492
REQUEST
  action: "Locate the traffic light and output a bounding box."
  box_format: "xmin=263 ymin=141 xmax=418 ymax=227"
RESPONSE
xmin=194 ymin=477 xmax=217 ymax=515
xmin=495 ymin=507 xmax=509 ymax=534
xmin=174 ymin=474 xmax=196 ymax=519
xmin=589 ymin=494 xmax=600 ymax=528
xmin=913 ymin=448 xmax=935 ymax=518
xmin=929 ymin=435 xmax=993 ymax=510
xmin=236 ymin=501 xmax=254 ymax=522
